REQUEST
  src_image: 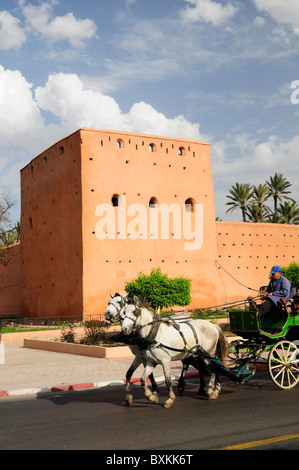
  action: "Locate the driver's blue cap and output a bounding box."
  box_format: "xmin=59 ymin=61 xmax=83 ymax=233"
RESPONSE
xmin=270 ymin=266 xmax=282 ymax=273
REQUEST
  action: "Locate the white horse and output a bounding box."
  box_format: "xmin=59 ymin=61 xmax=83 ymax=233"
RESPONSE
xmin=104 ymin=293 xmax=160 ymax=401
xmin=104 ymin=294 xmax=205 ymax=403
xmin=121 ymin=298 xmax=228 ymax=408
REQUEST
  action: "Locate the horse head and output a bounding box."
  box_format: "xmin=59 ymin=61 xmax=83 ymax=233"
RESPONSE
xmin=121 ymin=297 xmax=145 ymax=334
xmin=104 ymin=293 xmax=128 ymax=322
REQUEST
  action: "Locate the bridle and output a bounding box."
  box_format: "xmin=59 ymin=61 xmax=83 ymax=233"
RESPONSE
xmin=107 ymin=295 xmax=127 ymax=322
xmin=120 ymin=304 xmax=142 ymax=325
xmin=107 ymin=295 xmax=143 ymax=324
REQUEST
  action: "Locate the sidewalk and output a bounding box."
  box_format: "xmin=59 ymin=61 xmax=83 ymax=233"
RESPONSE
xmin=0 ymin=341 xmax=197 ymax=398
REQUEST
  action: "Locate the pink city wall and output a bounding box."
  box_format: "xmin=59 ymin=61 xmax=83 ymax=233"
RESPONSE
xmin=216 ymin=221 xmax=299 ymax=305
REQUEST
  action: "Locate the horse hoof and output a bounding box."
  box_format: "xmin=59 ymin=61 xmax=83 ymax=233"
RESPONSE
xmin=125 ymin=395 xmax=133 ymax=406
xmin=207 ymin=392 xmax=218 ymax=400
xmin=149 ymin=394 xmax=159 ymax=404
xmin=163 ymin=400 xmax=174 ymax=409
xmin=178 ymin=386 xmax=185 ymax=395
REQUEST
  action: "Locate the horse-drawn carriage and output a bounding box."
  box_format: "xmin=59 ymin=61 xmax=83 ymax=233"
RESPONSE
xmin=104 ymin=287 xmax=299 ymax=408
xmin=228 ymin=286 xmax=299 ymax=390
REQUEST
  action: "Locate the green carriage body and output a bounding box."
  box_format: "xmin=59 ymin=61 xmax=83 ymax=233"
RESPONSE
xmin=229 ymin=292 xmax=299 ymax=342
xmin=227 ymin=291 xmax=299 ymax=389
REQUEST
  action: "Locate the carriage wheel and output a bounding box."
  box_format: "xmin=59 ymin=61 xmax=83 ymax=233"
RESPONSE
xmin=268 ymin=340 xmax=299 ymax=390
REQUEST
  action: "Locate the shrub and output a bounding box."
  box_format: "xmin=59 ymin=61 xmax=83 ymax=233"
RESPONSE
xmin=281 ymin=261 xmax=299 ymax=287
xmin=125 ymin=268 xmax=191 ymax=310
xmin=79 ymin=320 xmax=110 ymax=345
xmin=60 ymin=324 xmax=75 ymax=343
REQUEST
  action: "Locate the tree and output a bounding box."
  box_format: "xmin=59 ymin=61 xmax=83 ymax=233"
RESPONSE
xmin=125 ymin=268 xmax=191 ymax=311
xmin=249 ymin=184 xmax=270 ymax=222
xmin=266 ymin=173 xmax=295 ymax=216
xmin=225 ymin=183 xmax=253 ymax=222
xmin=277 ymin=201 xmax=299 ymax=225
xmin=0 ymin=193 xmax=16 ymax=263
xmin=0 ymin=223 xmax=20 ymax=247
xmin=0 ymin=193 xmax=14 ymax=230
xmin=225 ymin=173 xmax=298 ymax=225
xmin=246 ymin=205 xmax=263 ymax=223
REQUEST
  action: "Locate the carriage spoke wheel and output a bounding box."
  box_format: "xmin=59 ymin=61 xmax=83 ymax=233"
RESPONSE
xmin=268 ymin=340 xmax=299 ymax=390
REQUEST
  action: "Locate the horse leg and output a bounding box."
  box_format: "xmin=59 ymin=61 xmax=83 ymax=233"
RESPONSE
xmin=194 ymin=357 xmax=208 ymax=397
xmin=147 ymin=369 xmax=159 ymax=396
xmin=140 ymin=362 xmax=159 ymax=404
xmin=130 ymin=348 xmax=159 ymax=396
xmin=125 ymin=356 xmax=142 ymax=406
xmin=197 ymin=367 xmax=207 ymax=397
xmin=162 ymin=361 xmax=176 ymax=409
xmin=178 ymin=360 xmax=189 ymax=394
xmin=206 ymin=372 xmax=221 ymax=400
xmin=179 ymin=357 xmax=207 ymax=397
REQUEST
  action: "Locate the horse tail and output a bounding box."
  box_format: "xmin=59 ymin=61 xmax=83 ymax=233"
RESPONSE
xmin=216 ymin=325 xmax=228 ymax=369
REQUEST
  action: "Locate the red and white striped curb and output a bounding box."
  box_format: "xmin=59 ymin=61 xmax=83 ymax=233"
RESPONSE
xmin=0 ymin=365 xmax=268 ymax=398
xmin=0 ymin=380 xmax=125 ymax=398
xmin=0 ymin=372 xmax=185 ymax=398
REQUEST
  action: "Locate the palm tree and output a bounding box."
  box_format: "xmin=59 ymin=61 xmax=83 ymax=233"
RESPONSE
xmin=265 ymin=211 xmax=284 ymax=224
xmin=266 ymin=173 xmax=295 ymax=216
xmin=249 ymin=184 xmax=270 ymax=222
xmin=226 ymin=183 xmax=253 ymax=222
xmin=278 ymin=201 xmax=299 ymax=224
xmin=0 ymin=221 xmax=20 ymax=247
xmin=0 ymin=229 xmax=19 ymax=247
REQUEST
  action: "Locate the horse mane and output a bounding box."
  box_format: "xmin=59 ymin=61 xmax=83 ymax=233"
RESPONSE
xmin=126 ymin=296 xmax=151 ymax=310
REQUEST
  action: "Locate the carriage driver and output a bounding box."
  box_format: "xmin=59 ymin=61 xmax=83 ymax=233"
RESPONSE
xmin=259 ymin=266 xmax=291 ymax=323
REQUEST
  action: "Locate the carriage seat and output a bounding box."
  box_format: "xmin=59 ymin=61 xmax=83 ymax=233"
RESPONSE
xmin=280 ymin=297 xmax=291 ymax=313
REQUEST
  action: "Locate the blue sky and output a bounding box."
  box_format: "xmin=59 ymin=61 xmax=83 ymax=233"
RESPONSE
xmin=0 ymin=0 xmax=299 ymax=224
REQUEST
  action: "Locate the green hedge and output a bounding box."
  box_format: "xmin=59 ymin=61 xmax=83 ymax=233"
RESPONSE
xmin=125 ymin=268 xmax=191 ymax=310
xmin=281 ymin=261 xmax=299 ymax=287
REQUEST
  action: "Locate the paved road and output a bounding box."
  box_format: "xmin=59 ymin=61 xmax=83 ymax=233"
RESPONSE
xmin=1 ymin=372 xmax=299 ymax=451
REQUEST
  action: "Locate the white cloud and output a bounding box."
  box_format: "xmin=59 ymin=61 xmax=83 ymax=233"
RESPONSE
xmin=0 ymin=66 xmax=45 ymax=150
xmin=20 ymin=0 xmax=98 ymax=47
xmin=210 ymin=132 xmax=299 ymax=219
xmin=35 ymin=73 xmax=203 ymax=140
xmin=253 ymin=0 xmax=299 ymax=35
xmin=35 ymin=73 xmax=125 ymax=131
xmin=0 ymin=11 xmax=26 ymax=50
xmin=126 ymin=102 xmax=202 ymax=140
xmin=0 ymin=67 xmax=202 ymax=154
xmin=213 ymin=132 xmax=299 ymax=179
xmin=253 ymin=15 xmax=266 ymax=27
xmin=181 ymin=0 xmax=238 ymax=26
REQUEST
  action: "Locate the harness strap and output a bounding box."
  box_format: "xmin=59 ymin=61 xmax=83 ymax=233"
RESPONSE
xmin=146 ymin=317 xmax=164 ymax=343
xmin=185 ymin=321 xmax=199 ymax=345
xmin=153 ymin=341 xmax=199 ymax=353
xmin=166 ymin=317 xmax=198 ymax=351
xmin=125 ymin=307 xmax=199 ymax=353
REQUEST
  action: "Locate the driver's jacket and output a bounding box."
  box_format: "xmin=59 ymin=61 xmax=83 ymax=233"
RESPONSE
xmin=265 ymin=275 xmax=291 ymax=308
